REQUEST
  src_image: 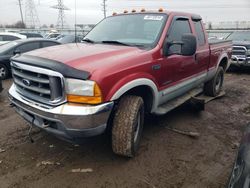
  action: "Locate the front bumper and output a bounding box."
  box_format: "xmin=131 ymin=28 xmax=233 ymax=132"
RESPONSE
xmin=8 ymin=84 xmax=114 ymax=140
xmin=231 ymin=55 xmax=250 ymax=67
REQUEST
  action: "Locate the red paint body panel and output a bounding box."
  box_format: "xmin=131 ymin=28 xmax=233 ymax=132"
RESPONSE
xmin=24 ymin=11 xmax=232 ymax=102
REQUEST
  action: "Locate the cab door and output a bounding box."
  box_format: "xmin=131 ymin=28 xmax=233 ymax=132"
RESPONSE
xmin=161 ymin=17 xmax=196 ymax=87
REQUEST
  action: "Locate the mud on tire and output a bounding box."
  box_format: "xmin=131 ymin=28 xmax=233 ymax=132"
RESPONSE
xmin=112 ymin=95 xmax=144 ymax=157
xmin=204 ymin=67 xmax=224 ymax=97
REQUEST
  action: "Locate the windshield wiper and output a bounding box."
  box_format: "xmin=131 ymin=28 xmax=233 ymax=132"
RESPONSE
xmin=101 ymin=40 xmax=131 ymax=46
xmin=82 ymin=38 xmax=95 ymax=43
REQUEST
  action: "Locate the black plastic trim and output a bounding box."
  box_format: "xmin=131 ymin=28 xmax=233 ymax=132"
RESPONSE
xmin=11 ymin=54 xmax=90 ymax=80
xmin=191 ymin=15 xmax=202 ymax=21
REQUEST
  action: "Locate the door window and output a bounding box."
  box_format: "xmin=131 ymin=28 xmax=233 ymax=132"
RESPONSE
xmin=167 ymin=19 xmax=192 ymax=54
xmin=15 ymin=42 xmax=40 ymax=53
xmin=193 ymin=21 xmax=206 ymax=46
xmin=41 ymin=41 xmax=58 ymax=48
xmin=4 ymin=35 xmax=19 ymax=41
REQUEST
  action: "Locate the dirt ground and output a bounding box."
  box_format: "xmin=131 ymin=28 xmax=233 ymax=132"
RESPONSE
xmin=0 ymin=69 xmax=250 ymax=188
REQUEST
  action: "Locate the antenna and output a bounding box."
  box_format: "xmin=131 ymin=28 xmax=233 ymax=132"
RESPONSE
xmin=51 ymin=0 xmax=70 ymax=29
xmin=101 ymin=0 xmax=107 ymax=18
xmin=25 ymin=0 xmax=40 ymax=28
xmin=75 ymin=0 xmax=77 ymax=43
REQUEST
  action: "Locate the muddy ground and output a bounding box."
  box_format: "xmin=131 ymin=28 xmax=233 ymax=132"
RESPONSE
xmin=0 ymin=70 xmax=250 ymax=188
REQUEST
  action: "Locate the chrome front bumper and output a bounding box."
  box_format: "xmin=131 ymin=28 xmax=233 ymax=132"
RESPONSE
xmin=8 ymin=84 xmax=114 ymax=139
xmin=231 ymin=55 xmax=250 ymax=66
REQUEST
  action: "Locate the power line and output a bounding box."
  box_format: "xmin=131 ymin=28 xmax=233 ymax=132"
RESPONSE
xmin=51 ymin=0 xmax=70 ymax=29
xmin=25 ymin=0 xmax=40 ymax=28
xmin=101 ymin=0 xmax=107 ymax=18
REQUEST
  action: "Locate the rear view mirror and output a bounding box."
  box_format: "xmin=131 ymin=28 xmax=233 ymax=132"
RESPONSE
xmin=181 ymin=34 xmax=197 ymax=56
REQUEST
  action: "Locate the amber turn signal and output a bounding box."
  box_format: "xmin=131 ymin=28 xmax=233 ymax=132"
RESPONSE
xmin=67 ymin=83 xmax=102 ymax=105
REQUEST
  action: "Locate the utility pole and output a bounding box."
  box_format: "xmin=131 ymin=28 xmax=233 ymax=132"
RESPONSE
xmin=102 ymin=0 xmax=107 ymax=18
xmin=51 ymin=0 xmax=70 ymax=29
xmin=18 ymin=0 xmax=24 ymax=25
xmin=25 ymin=0 xmax=40 ymax=28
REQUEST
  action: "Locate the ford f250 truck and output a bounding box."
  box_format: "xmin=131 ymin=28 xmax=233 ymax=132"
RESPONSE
xmin=8 ymin=10 xmax=232 ymax=157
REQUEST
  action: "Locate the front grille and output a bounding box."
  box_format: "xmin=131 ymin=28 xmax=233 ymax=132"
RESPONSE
xmin=232 ymin=46 xmax=247 ymax=56
xmin=11 ymin=62 xmax=65 ymax=106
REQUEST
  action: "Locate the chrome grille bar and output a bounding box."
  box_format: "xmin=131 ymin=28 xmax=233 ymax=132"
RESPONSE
xmin=11 ymin=61 xmax=66 ymax=106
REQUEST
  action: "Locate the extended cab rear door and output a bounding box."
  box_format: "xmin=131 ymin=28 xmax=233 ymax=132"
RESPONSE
xmin=191 ymin=17 xmax=210 ymax=75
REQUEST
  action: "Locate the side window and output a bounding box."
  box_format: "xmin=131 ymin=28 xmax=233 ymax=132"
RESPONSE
xmin=0 ymin=35 xmax=3 ymax=41
xmin=167 ymin=19 xmax=192 ymax=54
xmin=42 ymin=41 xmax=58 ymax=48
xmin=16 ymin=42 xmax=40 ymax=53
xmin=193 ymin=21 xmax=206 ymax=46
xmin=4 ymin=35 xmax=19 ymax=41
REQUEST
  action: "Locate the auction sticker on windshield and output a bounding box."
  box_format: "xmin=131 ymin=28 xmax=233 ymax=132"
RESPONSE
xmin=144 ymin=15 xmax=164 ymax=21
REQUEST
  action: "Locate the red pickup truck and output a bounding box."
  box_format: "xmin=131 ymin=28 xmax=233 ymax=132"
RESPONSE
xmin=9 ymin=10 xmax=232 ymax=157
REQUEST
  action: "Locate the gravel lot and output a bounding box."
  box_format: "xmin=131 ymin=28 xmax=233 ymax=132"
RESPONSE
xmin=0 ymin=70 xmax=250 ymax=188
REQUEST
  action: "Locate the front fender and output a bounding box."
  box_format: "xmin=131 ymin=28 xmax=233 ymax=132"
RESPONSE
xmin=106 ymin=73 xmax=159 ymax=111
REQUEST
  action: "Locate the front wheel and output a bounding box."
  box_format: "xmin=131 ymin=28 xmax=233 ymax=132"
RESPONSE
xmin=112 ymin=95 xmax=144 ymax=157
xmin=0 ymin=64 xmax=9 ymax=80
xmin=204 ymin=67 xmax=224 ymax=97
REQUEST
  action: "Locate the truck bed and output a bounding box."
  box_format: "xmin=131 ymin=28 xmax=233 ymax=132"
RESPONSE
xmin=208 ymin=39 xmax=232 ymax=69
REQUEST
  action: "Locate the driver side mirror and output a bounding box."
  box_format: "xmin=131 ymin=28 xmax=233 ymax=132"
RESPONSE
xmin=164 ymin=33 xmax=197 ymax=56
xmin=13 ymin=49 xmax=21 ymax=55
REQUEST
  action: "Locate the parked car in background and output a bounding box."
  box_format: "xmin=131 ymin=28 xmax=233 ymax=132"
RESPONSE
xmin=227 ymin=124 xmax=250 ymax=188
xmin=19 ymin=32 xmax=43 ymax=38
xmin=0 ymin=32 xmax=26 ymax=45
xmin=9 ymin=10 xmax=232 ymax=157
xmin=44 ymin=33 xmax=61 ymax=40
xmin=58 ymin=34 xmax=83 ymax=44
xmin=226 ymin=31 xmax=250 ymax=68
xmin=0 ymin=38 xmax=61 ymax=79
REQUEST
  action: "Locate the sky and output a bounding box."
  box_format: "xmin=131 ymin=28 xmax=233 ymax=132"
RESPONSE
xmin=0 ymin=0 xmax=250 ymax=26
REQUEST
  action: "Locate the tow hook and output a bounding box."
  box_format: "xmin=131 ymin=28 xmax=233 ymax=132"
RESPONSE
xmin=9 ymin=103 xmax=14 ymax=107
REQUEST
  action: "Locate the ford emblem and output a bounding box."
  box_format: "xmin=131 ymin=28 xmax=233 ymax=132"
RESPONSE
xmin=22 ymin=79 xmax=31 ymax=86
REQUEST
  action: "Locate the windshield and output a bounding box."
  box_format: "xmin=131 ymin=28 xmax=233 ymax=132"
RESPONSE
xmin=0 ymin=41 xmax=19 ymax=54
xmin=227 ymin=31 xmax=250 ymax=41
xmin=58 ymin=35 xmax=74 ymax=43
xmin=84 ymin=14 xmax=168 ymax=47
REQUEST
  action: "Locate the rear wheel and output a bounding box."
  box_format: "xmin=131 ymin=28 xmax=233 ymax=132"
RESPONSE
xmin=112 ymin=95 xmax=144 ymax=157
xmin=204 ymin=67 xmax=224 ymax=97
xmin=0 ymin=64 xmax=9 ymax=80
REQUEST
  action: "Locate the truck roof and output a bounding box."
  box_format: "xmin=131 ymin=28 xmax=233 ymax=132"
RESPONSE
xmin=112 ymin=9 xmax=202 ymax=21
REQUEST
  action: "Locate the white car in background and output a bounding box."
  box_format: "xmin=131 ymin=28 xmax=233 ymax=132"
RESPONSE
xmin=0 ymin=32 xmax=27 ymax=45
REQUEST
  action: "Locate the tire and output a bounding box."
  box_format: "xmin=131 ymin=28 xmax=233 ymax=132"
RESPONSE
xmin=112 ymin=95 xmax=144 ymax=157
xmin=204 ymin=67 xmax=224 ymax=97
xmin=0 ymin=64 xmax=9 ymax=80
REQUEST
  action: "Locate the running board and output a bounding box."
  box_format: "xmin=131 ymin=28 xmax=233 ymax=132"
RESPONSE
xmin=154 ymin=88 xmax=203 ymax=115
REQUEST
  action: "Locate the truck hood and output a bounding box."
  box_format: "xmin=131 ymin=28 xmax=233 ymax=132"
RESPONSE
xmin=233 ymin=41 xmax=250 ymax=49
xmin=25 ymin=43 xmax=146 ymax=73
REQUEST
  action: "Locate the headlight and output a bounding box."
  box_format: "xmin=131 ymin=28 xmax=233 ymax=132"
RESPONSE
xmin=65 ymin=79 xmax=102 ymax=104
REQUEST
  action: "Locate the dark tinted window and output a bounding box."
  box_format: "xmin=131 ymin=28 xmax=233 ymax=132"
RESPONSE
xmin=167 ymin=19 xmax=192 ymax=53
xmin=16 ymin=42 xmax=40 ymax=53
xmin=193 ymin=21 xmax=206 ymax=45
xmin=3 ymin=35 xmax=19 ymax=41
xmin=41 ymin=41 xmax=58 ymax=47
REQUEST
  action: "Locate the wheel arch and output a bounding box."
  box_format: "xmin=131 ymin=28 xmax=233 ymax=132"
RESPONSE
xmin=110 ymin=78 xmax=159 ymax=113
xmin=216 ymin=53 xmax=229 ymax=71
